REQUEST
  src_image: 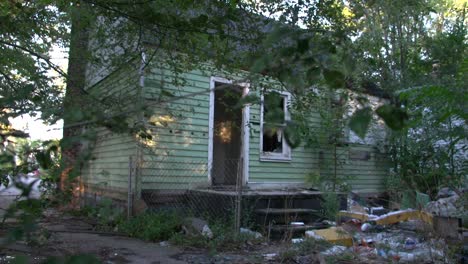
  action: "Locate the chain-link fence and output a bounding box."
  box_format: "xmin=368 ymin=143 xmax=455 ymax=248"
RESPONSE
xmin=138 ymin=157 xmax=245 ymax=231
xmin=132 ymin=154 xmax=338 ymax=239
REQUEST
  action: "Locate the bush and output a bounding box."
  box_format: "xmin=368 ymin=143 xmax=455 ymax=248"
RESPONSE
xmin=117 ymin=211 xmax=182 ymax=241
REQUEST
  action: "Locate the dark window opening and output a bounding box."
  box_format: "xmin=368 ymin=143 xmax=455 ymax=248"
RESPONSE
xmin=262 ymin=92 xmax=285 ymax=153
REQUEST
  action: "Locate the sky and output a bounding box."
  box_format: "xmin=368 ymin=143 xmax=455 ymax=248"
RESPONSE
xmin=9 ymin=46 xmax=68 ymax=141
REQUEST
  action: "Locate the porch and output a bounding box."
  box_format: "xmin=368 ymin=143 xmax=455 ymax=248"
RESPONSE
xmin=141 ymin=186 xmax=347 ymax=237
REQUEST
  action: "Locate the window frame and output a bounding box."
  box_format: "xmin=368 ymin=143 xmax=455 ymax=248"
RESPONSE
xmin=259 ymin=90 xmax=292 ymax=162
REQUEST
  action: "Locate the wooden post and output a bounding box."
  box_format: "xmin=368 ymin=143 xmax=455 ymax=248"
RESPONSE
xmin=235 ymin=157 xmax=243 ymax=234
xmin=128 ymin=155 xmax=133 ymax=219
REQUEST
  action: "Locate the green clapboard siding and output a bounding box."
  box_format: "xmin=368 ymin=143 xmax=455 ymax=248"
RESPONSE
xmin=140 ymin=63 xmax=391 ymax=192
xmin=81 ymin=63 xmax=140 ymax=196
xmin=85 ymin=60 xmax=391 ymax=194
xmin=140 ymin=66 xmax=211 ymax=190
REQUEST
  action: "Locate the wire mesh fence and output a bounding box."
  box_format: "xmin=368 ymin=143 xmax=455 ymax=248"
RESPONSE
xmin=132 ymin=154 xmax=341 ymax=240
xmin=138 ymin=156 xmax=245 ymax=231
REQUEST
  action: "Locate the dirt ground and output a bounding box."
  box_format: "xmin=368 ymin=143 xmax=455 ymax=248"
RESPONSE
xmin=1 ymin=198 xmax=284 ymax=264
xmin=0 ymin=210 xmax=287 ymax=264
xmin=0 ymin=181 xmax=186 ymax=264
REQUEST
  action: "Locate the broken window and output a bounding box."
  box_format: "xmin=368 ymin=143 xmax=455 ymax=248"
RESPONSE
xmin=260 ymin=91 xmax=291 ymax=161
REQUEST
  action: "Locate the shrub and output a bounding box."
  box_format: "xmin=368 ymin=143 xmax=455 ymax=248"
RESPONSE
xmin=118 ymin=211 xmax=182 ymax=241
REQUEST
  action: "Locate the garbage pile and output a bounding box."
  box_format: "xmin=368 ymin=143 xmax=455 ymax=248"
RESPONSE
xmin=292 ymin=187 xmax=465 ymax=263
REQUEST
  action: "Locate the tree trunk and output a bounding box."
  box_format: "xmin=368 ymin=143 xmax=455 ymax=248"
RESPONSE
xmin=61 ymin=1 xmax=91 ymax=194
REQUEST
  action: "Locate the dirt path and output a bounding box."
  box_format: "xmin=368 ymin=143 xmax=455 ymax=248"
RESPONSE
xmin=0 ymin=181 xmax=186 ymax=264
xmin=2 ymin=217 xmax=188 ymax=263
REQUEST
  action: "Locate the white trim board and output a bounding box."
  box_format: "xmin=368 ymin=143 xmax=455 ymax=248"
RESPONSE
xmin=207 ymin=77 xmax=250 ymax=185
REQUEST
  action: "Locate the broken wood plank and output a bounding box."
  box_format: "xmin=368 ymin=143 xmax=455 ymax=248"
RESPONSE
xmin=255 ymin=208 xmax=319 ymax=214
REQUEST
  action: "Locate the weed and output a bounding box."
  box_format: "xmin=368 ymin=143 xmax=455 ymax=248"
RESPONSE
xmin=170 ymin=217 xmax=264 ymax=254
xmin=295 ymin=237 xmax=331 ymax=255
xmin=117 ymin=210 xmax=182 ymax=241
xmin=320 ymin=192 xmax=341 ymax=221
xmin=279 ymin=249 xmax=297 ymax=263
xmin=67 ymin=198 xmax=123 ymax=230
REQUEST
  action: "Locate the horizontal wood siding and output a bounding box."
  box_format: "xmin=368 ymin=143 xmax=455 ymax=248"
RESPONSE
xmin=140 ymin=66 xmax=211 ymax=190
xmin=82 ymin=64 xmax=140 ymax=199
xmin=140 ymin=64 xmax=390 ymax=193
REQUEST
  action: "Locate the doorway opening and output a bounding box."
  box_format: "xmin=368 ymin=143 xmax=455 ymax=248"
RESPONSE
xmin=211 ymin=82 xmax=243 ymax=186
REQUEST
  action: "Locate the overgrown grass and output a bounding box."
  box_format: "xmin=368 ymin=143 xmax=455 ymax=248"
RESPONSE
xmin=70 ymin=203 xmax=264 ymax=253
xmin=117 ymin=211 xmax=182 ymax=241
xmin=170 ymin=217 xmax=263 ymax=254
xmin=278 ymin=237 xmax=332 ymax=261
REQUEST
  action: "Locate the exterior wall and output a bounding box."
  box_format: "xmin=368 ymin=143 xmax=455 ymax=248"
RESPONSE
xmin=141 ymin=64 xmax=391 ymax=193
xmin=81 ymin=63 xmax=140 ymax=201
xmin=318 ymin=144 xmax=390 ymax=193
xmin=140 ymin=66 xmax=211 ymax=190
xmin=248 ymin=101 xmax=321 ymax=185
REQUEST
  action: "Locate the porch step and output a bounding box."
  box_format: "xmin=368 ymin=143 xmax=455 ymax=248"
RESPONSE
xmin=255 ymin=208 xmax=319 ymax=215
xmin=269 ymin=223 xmax=330 ymax=232
xmin=266 ymin=223 xmax=331 ymax=239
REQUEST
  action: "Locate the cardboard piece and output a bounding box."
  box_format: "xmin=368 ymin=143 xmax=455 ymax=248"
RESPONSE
xmin=305 ymin=227 xmax=353 ymax=247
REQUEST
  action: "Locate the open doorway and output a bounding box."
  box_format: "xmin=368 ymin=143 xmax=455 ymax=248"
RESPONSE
xmin=211 ymin=81 xmax=243 ymax=186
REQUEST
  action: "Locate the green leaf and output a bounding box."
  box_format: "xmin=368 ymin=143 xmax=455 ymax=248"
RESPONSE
xmin=250 ymin=56 xmax=269 ymax=73
xmin=0 ymin=153 xmax=15 ymax=165
xmin=35 ymin=150 xmax=53 ymax=169
xmin=234 ymin=94 xmax=259 ymax=109
xmin=376 ymin=104 xmax=409 ymax=130
xmin=11 ymin=255 xmax=29 ymax=264
xmin=349 ymin=107 xmax=372 ymax=139
xmin=284 ymin=121 xmax=302 ymax=148
xmin=160 ymin=89 xmax=175 ymax=97
xmin=297 ymin=38 xmax=309 ymax=54
xmin=323 ymin=70 xmax=345 ymax=89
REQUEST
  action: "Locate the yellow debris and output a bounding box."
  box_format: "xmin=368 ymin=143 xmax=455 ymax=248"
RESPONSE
xmin=305 ymin=227 xmax=353 ymax=247
xmin=338 ymin=211 xmax=375 ymax=222
xmin=375 ymin=210 xmax=433 ymax=226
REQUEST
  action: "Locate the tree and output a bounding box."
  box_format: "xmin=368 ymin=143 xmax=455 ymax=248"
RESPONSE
xmin=0 ymin=0 xmax=69 ymax=124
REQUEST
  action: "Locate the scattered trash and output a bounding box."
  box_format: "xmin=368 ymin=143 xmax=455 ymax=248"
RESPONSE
xmin=239 ymin=227 xmax=262 ymax=239
xmin=305 ymin=227 xmax=353 ymax=246
xmin=404 ymin=237 xmax=417 ymax=250
xmin=416 ymin=192 xmax=431 ymax=208
xmin=321 ymin=245 xmax=348 ymax=256
xmin=291 ymin=238 xmax=304 ymax=244
xmin=397 ymin=219 xmax=426 ymax=231
xmin=361 ymin=223 xmax=373 ymax=232
xmin=290 ymin=222 xmax=305 ymax=226
xmin=353 ymin=246 xmax=377 ymax=259
xmin=399 ymin=252 xmax=415 ymax=262
xmin=182 ymin=217 xmax=213 ymax=239
xmin=436 ymin=187 xmax=457 ymax=199
xmin=369 ymin=206 xmax=387 ymax=216
xmin=339 ymin=211 xmax=377 ymax=222
xmin=322 ymin=220 xmax=336 ymax=226
xmin=425 ymin=195 xmax=460 ymax=217
xmin=202 ymin=225 xmax=213 ymax=239
xmin=433 ymin=216 xmax=462 ymax=239
xmin=348 ymin=198 xmax=368 ymax=214
xmin=374 ymin=209 xmax=433 ymax=225
xmin=322 ymin=187 xmax=457 ymax=263
xmin=262 ymin=253 xmax=277 ymax=261
xmin=377 ymin=248 xmax=387 ymax=258
xmin=346 ymin=218 xmax=362 ymax=226
xmin=159 ymin=241 xmax=170 ymax=247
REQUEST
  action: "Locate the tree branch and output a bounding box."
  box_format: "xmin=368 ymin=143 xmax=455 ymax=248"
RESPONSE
xmin=0 ymin=40 xmax=68 ymax=78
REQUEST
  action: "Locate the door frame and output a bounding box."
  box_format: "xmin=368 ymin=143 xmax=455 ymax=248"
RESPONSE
xmin=208 ymin=76 xmax=250 ymax=185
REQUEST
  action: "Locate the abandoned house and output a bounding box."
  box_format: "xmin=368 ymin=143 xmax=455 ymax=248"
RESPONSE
xmin=75 ymin=10 xmax=392 ymax=224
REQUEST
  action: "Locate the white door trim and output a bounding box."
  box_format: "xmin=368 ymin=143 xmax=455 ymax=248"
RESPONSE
xmin=207 ymin=76 xmax=250 ymax=185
